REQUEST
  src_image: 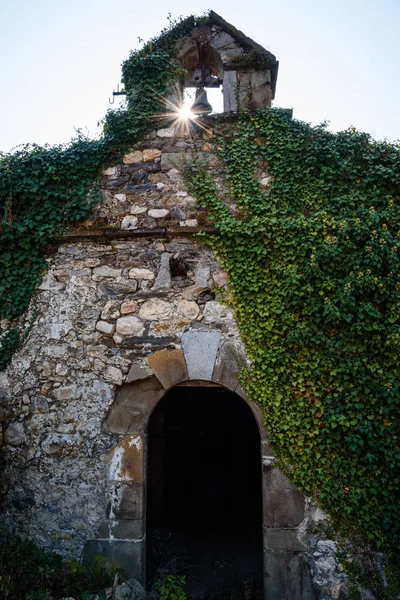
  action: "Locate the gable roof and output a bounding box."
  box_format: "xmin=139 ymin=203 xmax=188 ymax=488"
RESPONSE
xmin=205 ymin=11 xmax=279 ymax=98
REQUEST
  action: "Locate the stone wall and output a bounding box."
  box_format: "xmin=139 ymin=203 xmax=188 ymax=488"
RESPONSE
xmin=0 ymin=124 xmax=347 ymax=599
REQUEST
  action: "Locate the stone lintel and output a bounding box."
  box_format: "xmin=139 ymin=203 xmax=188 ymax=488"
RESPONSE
xmin=59 ymin=226 xmax=219 ymax=243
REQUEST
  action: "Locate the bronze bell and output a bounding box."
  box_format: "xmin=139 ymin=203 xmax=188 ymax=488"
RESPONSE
xmin=191 ymin=88 xmax=213 ymax=116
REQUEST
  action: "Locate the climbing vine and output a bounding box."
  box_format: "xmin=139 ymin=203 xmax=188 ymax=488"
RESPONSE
xmin=0 ymin=14 xmax=197 ymax=368
xmin=183 ymin=108 xmax=400 ymax=595
xmin=1 ymin=11 xmax=400 ymax=595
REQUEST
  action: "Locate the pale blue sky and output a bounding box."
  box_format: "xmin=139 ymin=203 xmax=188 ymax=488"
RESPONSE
xmin=1 ymin=0 xmax=399 ymax=152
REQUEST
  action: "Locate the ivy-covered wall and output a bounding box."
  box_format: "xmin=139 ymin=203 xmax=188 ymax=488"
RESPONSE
xmin=183 ymin=110 xmax=400 ymax=597
xmin=1 ymin=11 xmax=399 ymax=599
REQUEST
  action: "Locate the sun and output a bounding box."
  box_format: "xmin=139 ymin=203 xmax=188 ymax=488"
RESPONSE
xmin=157 ymin=86 xmax=211 ymax=137
xmin=178 ymin=101 xmax=195 ymax=121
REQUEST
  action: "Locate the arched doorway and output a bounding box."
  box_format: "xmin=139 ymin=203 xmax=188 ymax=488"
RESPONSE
xmin=97 ymin=343 xmax=313 ymax=599
xmin=146 ymin=384 xmax=263 ymax=598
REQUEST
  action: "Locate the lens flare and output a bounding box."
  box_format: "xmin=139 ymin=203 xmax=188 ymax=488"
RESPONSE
xmin=138 ymin=84 xmax=212 ymax=138
xmin=178 ymin=101 xmax=195 ymax=121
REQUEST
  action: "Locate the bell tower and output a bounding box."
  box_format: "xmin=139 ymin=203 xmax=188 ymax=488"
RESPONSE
xmin=175 ymin=11 xmax=279 ymax=115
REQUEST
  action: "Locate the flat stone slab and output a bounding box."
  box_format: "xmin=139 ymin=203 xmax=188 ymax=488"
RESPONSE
xmin=181 ymin=330 xmax=221 ymax=380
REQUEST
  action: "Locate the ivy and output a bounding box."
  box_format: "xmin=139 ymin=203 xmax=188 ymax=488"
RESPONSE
xmin=0 ymin=14 xmax=200 ymax=366
xmin=183 ymin=109 xmax=400 ymax=595
xmin=1 ymin=12 xmax=400 ymax=595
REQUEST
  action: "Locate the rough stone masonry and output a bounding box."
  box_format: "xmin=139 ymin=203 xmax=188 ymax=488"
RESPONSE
xmin=0 ymin=122 xmax=348 ymax=600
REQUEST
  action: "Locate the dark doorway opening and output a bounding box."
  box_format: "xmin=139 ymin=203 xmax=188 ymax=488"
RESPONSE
xmin=146 ymin=385 xmax=263 ymax=598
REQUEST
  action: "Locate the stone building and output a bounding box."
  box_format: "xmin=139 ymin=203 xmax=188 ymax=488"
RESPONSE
xmin=0 ymin=13 xmax=346 ymax=600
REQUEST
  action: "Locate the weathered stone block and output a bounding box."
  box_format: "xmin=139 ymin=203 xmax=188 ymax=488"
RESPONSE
xmin=105 ymin=175 xmax=130 ymax=188
xmin=180 ymin=219 xmax=198 ymax=228
xmin=108 ymin=436 xmax=144 ymax=482
xmin=148 ymin=208 xmax=169 ymax=219
xmin=129 ymin=268 xmax=155 ymax=280
xmin=223 ymin=70 xmax=237 ymax=112
xmin=121 ymin=215 xmax=138 ymax=230
xmin=153 ymin=253 xmax=171 ymax=290
xmin=236 ymin=70 xmax=272 ymax=110
xmin=116 ymin=316 xmax=145 ymax=337
xmin=195 ymin=266 xmax=211 ymax=287
xmin=103 ymin=402 xmax=130 ymax=434
xmin=83 ymin=539 xmax=144 ymax=581
xmin=110 ymin=482 xmax=143 ymax=520
xmin=157 ymin=127 xmax=175 ymax=138
xmin=263 ymin=467 xmax=305 ymax=527
xmin=126 ymin=364 xmax=152 ymax=384
xmin=143 ymin=148 xmax=162 ymax=161
xmin=203 ymin=300 xmax=233 ymax=324
xmin=123 ymin=184 xmax=157 ymax=192
xmin=147 ymin=349 xmax=188 ymax=389
xmin=130 ymin=205 xmax=147 ymax=215
xmin=181 ymin=330 xmax=221 ymax=380
xmin=38 ymin=272 xmax=65 ymax=292
xmin=97 ymin=519 xmax=144 ymax=540
xmin=104 ymin=366 xmax=123 ymax=385
xmin=264 ymin=550 xmax=316 ymax=600
xmin=178 ymin=300 xmax=199 ymax=320
xmin=139 ymin=299 xmax=172 ymax=321
xmin=5 ymin=422 xmax=26 ymax=446
xmin=121 ymin=336 xmax=176 ymax=348
xmin=96 ymin=320 xmax=115 ymax=335
xmin=123 ymin=150 xmax=143 ymax=164
xmin=264 ymin=528 xmax=306 ymax=551
xmin=104 ymin=377 xmax=164 ymax=434
xmin=93 ymin=265 xmax=121 ymax=278
xmin=212 ymin=340 xmax=244 ymax=391
xmin=111 ymin=518 xmax=144 ymax=540
xmin=212 ymin=269 xmax=228 ymax=286
xmin=121 ymin=301 xmax=139 ymax=315
xmin=101 ymin=300 xmax=121 ymax=320
xmin=161 ymin=152 xmax=189 ymax=171
xmin=102 ymin=166 xmax=117 ymax=176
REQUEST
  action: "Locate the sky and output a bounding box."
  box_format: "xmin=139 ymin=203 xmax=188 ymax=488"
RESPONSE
xmin=1 ymin=0 xmax=399 ymax=153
